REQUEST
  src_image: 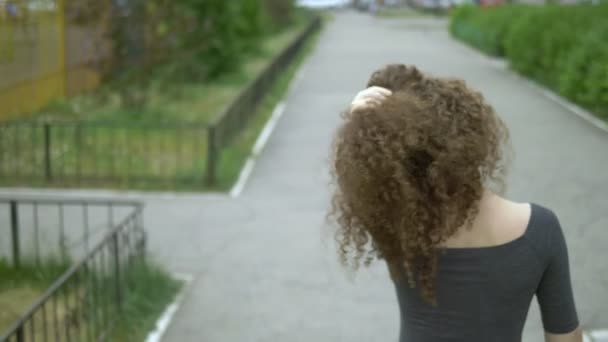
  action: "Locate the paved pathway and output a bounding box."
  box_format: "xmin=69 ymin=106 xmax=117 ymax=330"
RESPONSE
xmin=3 ymin=10 xmax=607 ymax=342
xmin=154 ymin=11 xmax=608 ymax=341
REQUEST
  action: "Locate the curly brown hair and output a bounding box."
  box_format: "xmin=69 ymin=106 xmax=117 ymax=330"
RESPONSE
xmin=329 ymin=64 xmax=510 ymax=305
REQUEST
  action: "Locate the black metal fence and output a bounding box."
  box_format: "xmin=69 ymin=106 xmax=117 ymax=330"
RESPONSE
xmin=0 ymin=122 xmax=209 ymax=188
xmin=0 ymin=195 xmax=145 ymax=342
xmin=207 ymin=16 xmax=322 ymax=184
xmin=0 ymin=17 xmax=321 ymax=189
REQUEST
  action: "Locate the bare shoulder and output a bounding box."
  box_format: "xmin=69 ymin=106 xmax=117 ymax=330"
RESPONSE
xmin=503 ymin=198 xmax=532 ymax=225
xmin=444 ymin=194 xmax=533 ymax=248
xmin=493 ymin=197 xmax=532 ymax=242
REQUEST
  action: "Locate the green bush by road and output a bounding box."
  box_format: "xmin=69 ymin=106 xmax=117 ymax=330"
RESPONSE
xmin=450 ymin=4 xmax=608 ymax=119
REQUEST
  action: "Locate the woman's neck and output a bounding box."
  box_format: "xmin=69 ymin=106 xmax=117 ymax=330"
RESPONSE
xmin=441 ymin=190 xmax=531 ymax=249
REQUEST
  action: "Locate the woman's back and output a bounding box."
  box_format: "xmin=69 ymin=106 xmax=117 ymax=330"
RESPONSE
xmin=328 ymin=64 xmax=580 ymax=342
xmin=392 ymin=203 xmax=579 ymax=341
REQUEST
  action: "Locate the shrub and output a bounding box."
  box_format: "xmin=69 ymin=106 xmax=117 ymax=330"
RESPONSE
xmin=236 ymin=0 xmax=266 ymax=50
xmin=450 ymin=5 xmax=530 ymax=56
xmin=504 ymin=6 xmax=606 ymax=86
xmin=66 ymin=0 xmax=270 ymax=82
xmin=450 ymin=3 xmax=608 ymax=120
xmin=263 ymin=0 xmax=296 ymax=30
xmin=179 ymin=1 xmax=249 ymax=79
xmin=558 ymin=23 xmax=608 ymax=117
xmin=177 ymin=0 xmax=298 ymax=80
xmin=166 ymin=0 xmax=294 ymax=81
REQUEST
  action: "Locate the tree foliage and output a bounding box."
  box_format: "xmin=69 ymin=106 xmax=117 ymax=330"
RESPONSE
xmin=63 ymin=0 xmax=297 ymax=108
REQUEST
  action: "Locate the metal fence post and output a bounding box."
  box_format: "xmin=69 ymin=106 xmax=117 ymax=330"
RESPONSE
xmin=112 ymin=234 xmax=122 ymax=311
xmin=206 ymin=126 xmax=217 ymax=186
xmin=75 ymin=124 xmax=82 ymax=182
xmin=15 ymin=326 xmax=24 ymax=342
xmin=137 ymin=208 xmax=147 ymax=260
xmin=10 ymin=201 xmax=20 ymax=268
xmin=44 ymin=122 xmax=52 ymax=181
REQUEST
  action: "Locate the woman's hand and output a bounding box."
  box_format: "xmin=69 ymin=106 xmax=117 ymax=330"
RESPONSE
xmin=350 ymin=86 xmax=392 ymax=111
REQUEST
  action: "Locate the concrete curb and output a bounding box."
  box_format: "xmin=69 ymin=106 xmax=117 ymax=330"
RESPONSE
xmin=230 ymin=102 xmax=287 ymax=198
xmin=144 ymin=273 xmax=195 ymax=342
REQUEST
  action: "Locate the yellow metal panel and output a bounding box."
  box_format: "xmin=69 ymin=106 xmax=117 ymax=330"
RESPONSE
xmin=0 ymin=71 xmax=64 ymax=120
xmin=0 ymin=0 xmax=103 ymax=122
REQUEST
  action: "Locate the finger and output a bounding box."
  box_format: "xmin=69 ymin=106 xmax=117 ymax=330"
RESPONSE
xmin=351 ymin=98 xmax=381 ymax=110
xmin=358 ymin=87 xmax=390 ymax=98
xmin=350 ymin=99 xmax=368 ymax=109
xmin=367 ymin=86 xmax=392 ymax=96
xmin=358 ymin=87 xmax=392 ymax=101
xmin=354 ymin=89 xmax=390 ymax=103
xmin=353 ymin=94 xmax=383 ymax=106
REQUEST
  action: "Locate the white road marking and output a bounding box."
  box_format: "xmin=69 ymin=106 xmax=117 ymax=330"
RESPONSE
xmin=144 ymin=273 xmax=194 ymax=342
xmin=230 ymin=102 xmax=287 ymax=198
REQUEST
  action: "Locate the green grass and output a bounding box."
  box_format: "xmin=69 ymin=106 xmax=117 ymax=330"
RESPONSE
xmin=0 ymin=258 xmax=180 ymax=342
xmin=0 ymin=258 xmax=70 ymax=334
xmin=39 ymin=21 xmax=309 ymax=125
xmin=0 ymin=258 xmax=70 ymax=290
xmin=0 ymin=123 xmax=210 ymax=190
xmin=112 ymin=262 xmax=182 ymax=341
xmin=0 ymin=15 xmax=322 ymax=191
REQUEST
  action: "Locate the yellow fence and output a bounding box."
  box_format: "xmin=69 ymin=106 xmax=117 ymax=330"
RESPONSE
xmin=0 ymin=0 xmax=105 ymax=121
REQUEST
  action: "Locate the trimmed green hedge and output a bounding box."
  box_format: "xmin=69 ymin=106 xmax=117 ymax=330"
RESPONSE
xmin=450 ymin=5 xmax=531 ymax=56
xmin=450 ymin=4 xmax=608 ymax=119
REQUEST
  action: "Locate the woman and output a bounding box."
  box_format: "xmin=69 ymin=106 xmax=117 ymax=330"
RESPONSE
xmin=329 ymin=64 xmax=581 ymax=342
